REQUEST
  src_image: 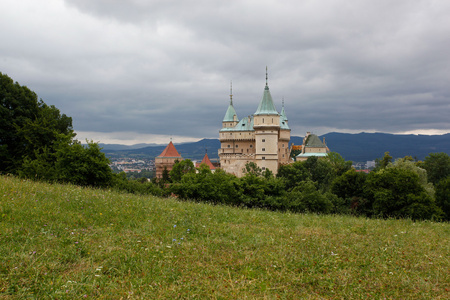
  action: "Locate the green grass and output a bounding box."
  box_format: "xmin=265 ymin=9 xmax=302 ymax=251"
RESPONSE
xmin=1 ymin=175 xmax=449 ymax=299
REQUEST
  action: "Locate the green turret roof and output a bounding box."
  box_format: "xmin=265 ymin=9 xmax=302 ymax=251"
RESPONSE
xmin=305 ymin=134 xmax=326 ymax=147
xmin=223 ymin=82 xmax=238 ymax=122
xmin=254 ymin=68 xmax=279 ymax=116
xmin=220 ymin=115 xmax=254 ymax=132
xmin=223 ymin=102 xmax=238 ymax=122
xmin=280 ymin=103 xmax=290 ymax=130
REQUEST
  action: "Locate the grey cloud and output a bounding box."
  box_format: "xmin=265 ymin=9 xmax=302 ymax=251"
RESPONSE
xmin=1 ymin=0 xmax=449 ymax=144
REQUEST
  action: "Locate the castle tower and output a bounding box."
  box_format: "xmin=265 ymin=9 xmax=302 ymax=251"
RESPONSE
xmin=253 ymin=67 xmax=280 ymax=174
xmin=155 ymin=140 xmax=183 ymax=178
xmin=222 ymin=82 xmax=239 ymax=129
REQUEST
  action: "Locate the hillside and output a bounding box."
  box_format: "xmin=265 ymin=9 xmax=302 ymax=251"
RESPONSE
xmin=1 ymin=175 xmax=449 ymax=298
xmin=101 ymin=132 xmax=450 ymax=162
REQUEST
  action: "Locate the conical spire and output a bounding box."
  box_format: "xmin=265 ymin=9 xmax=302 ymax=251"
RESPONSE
xmin=255 ymin=67 xmax=278 ymax=115
xmin=280 ymin=97 xmax=290 ymax=129
xmin=157 ymin=141 xmax=182 ymax=158
xmin=223 ymin=81 xmax=238 ymax=122
xmin=280 ymin=97 xmax=288 ymax=121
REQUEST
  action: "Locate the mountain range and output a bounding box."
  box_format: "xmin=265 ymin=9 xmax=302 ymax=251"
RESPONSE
xmin=100 ymin=132 xmax=450 ymax=163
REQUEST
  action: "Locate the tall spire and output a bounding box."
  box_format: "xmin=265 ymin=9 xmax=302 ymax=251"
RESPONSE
xmin=265 ymin=66 xmax=268 ymax=89
xmin=223 ymin=81 xmax=238 ymax=122
xmin=230 ymin=80 xmax=233 ymax=105
xmin=280 ymin=97 xmax=290 ymax=129
xmin=255 ymin=66 xmax=278 ymax=115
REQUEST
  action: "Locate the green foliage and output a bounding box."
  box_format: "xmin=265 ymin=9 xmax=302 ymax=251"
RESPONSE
xmin=111 ymin=172 xmax=164 ymax=197
xmin=20 ymin=138 xmax=114 ymax=188
xmin=389 ymin=157 xmax=434 ymax=198
xmin=303 ymin=156 xmax=335 ymax=191
xmin=374 ymin=151 xmax=393 ymax=171
xmin=169 ymin=159 xmax=195 ymax=182
xmin=435 ymin=176 xmax=450 ymax=220
xmin=0 ymin=72 xmax=73 ymax=173
xmin=365 ymin=168 xmax=442 ymax=220
xmin=325 ymin=152 xmax=352 ymax=176
xmin=170 ymin=169 xmax=243 ymax=205
xmin=331 ymin=169 xmax=367 ymax=200
xmin=161 ymin=167 xmax=171 ymax=184
xmin=277 ymin=161 xmax=309 ymax=190
xmin=242 ymin=161 xmax=262 ymax=177
xmin=290 ymin=148 xmax=301 ymax=161
xmin=286 ymin=180 xmax=334 ymax=213
xmin=421 ymin=152 xmax=450 ymax=185
xmin=124 ymin=169 xmax=155 ymax=180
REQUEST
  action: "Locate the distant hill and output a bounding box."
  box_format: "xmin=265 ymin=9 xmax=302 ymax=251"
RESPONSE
xmin=101 ymin=133 xmax=450 ymax=162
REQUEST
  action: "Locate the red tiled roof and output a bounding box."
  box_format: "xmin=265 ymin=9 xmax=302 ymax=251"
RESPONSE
xmin=157 ymin=141 xmax=182 ymax=158
xmin=198 ymin=153 xmax=215 ymax=170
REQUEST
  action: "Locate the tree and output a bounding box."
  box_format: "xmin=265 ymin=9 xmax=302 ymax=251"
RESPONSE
xmin=20 ymin=137 xmax=114 ymax=187
xmin=169 ymin=159 xmax=195 ymax=182
xmin=389 ymin=157 xmax=434 ymax=198
xmin=0 ymin=72 xmax=73 ymax=173
xmin=435 ymin=176 xmax=450 ymax=220
xmin=364 ymin=168 xmax=442 ymax=220
xmin=421 ymin=153 xmax=450 ymax=185
xmin=243 ymin=162 xmax=262 ymax=177
xmin=331 ymin=169 xmax=367 ymax=200
xmin=325 ymin=152 xmax=352 ymax=177
xmin=331 ymin=169 xmax=368 ymax=214
xmin=374 ymin=152 xmax=393 ymax=171
xmin=286 ymin=180 xmax=334 ymax=214
xmin=303 ymin=156 xmax=334 ymax=191
xmin=277 ymin=161 xmax=309 ymax=191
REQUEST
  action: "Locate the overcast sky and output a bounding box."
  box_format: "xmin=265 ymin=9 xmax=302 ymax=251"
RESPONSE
xmin=1 ymin=0 xmax=449 ymax=145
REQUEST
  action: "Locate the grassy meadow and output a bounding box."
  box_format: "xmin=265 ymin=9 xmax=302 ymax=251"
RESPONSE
xmin=1 ymin=175 xmax=449 ymax=299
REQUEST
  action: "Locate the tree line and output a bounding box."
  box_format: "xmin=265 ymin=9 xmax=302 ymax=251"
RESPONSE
xmin=1 ymin=72 xmax=449 ymax=221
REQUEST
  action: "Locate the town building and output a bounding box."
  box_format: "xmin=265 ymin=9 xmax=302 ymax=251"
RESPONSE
xmin=155 ymin=141 xmax=183 ymax=178
xmin=218 ymin=70 xmax=291 ymax=177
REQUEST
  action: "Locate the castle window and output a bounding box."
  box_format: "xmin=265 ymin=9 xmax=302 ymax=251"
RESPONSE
xmin=250 ymin=145 xmax=253 ymax=148
xmin=236 ymin=145 xmax=238 ymax=148
xmin=262 ymin=139 xmax=265 ymax=142
xmin=263 ymin=118 xmax=264 ymax=123
xmin=262 ymin=148 xmax=265 ymax=151
xmin=230 ymin=133 xmax=232 ymax=135
xmin=282 ymin=144 xmax=285 ymax=148
xmin=262 ymin=167 xmax=266 ymax=170
xmin=227 ymin=145 xmax=230 ymax=148
xmin=282 ymin=154 xmax=285 ymax=158
xmin=241 ymin=149 xmax=243 ymax=153
xmin=262 ymin=157 xmax=265 ymax=160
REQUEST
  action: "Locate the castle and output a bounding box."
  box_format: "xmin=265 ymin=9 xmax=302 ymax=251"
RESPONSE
xmin=155 ymin=70 xmax=330 ymax=179
xmin=218 ymin=70 xmax=291 ymax=177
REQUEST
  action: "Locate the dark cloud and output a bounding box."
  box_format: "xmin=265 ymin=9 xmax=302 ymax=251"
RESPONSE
xmin=1 ymin=0 xmax=449 ymax=144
